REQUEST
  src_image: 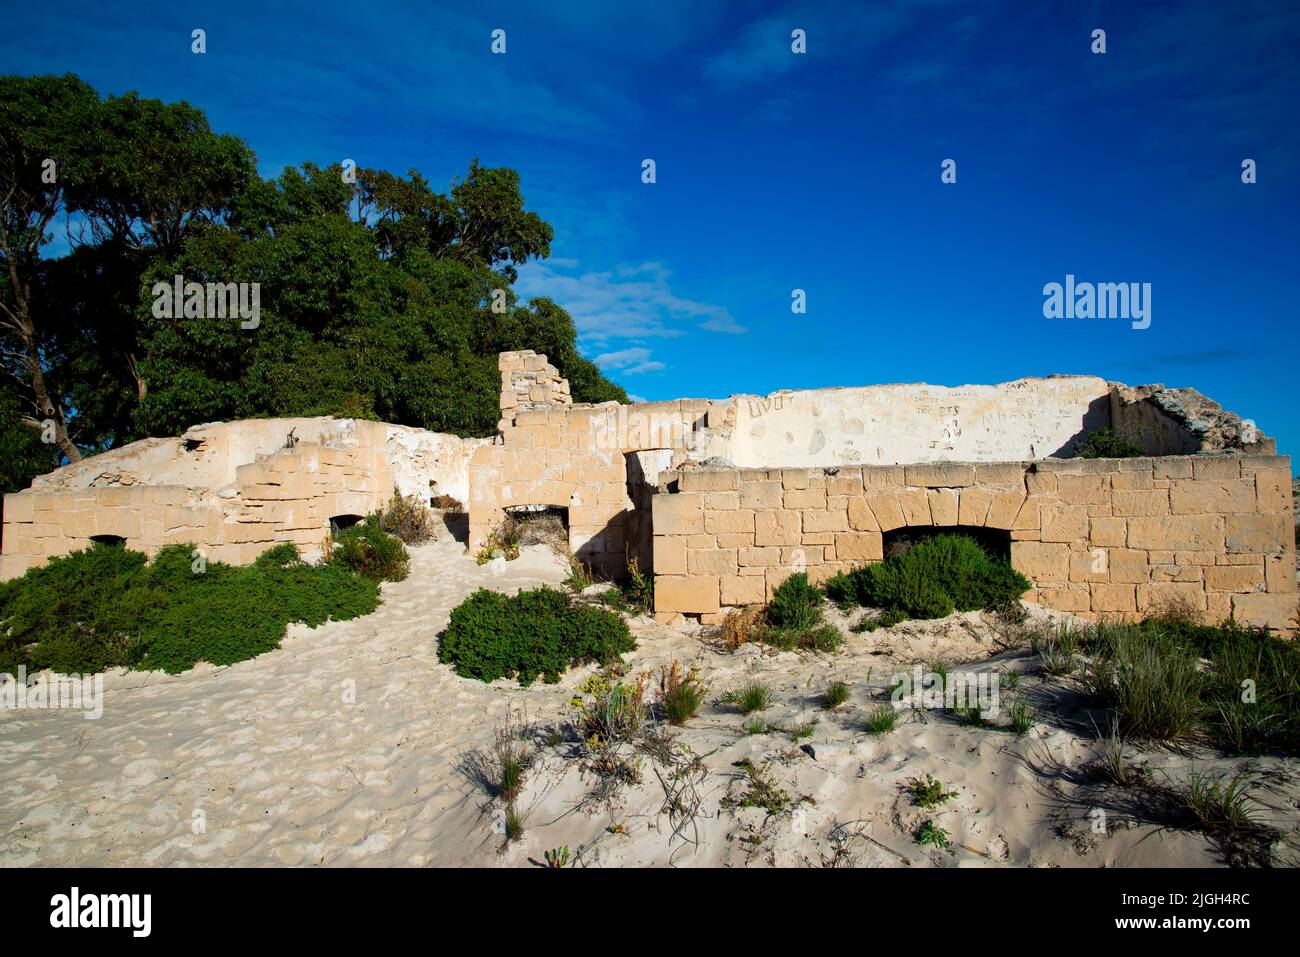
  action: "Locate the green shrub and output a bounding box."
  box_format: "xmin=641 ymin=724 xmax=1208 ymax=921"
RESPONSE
xmin=760 ymin=573 xmax=841 ymax=651
xmin=768 ymin=572 xmax=823 ymax=631
xmin=0 ymin=541 xmax=381 ymax=676
xmin=830 ymin=534 xmax=1029 ymax=621
xmin=331 ymin=515 xmax=410 ymax=582
xmin=438 ymin=586 xmax=635 ymax=686
xmin=864 ymin=704 xmax=900 ymax=733
xmin=1074 ymin=427 xmax=1143 ymax=458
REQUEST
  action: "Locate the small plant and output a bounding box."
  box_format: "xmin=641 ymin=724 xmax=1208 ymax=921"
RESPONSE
xmin=724 ymin=681 xmax=772 ymax=715
xmin=1074 ymin=426 xmax=1143 ymax=459
xmin=822 ymin=680 xmax=852 ymax=710
xmin=1093 ymin=720 xmax=1135 ymax=787
xmin=622 ymin=558 xmax=654 ymax=613
xmin=915 ymin=819 xmax=951 ymax=849
xmin=907 ymin=773 xmax=959 ymax=809
xmin=720 ymin=605 xmax=764 ymax=649
xmin=571 ymin=671 xmax=649 ymax=746
xmin=378 ymin=490 xmax=437 ymax=544
xmin=657 ymin=660 xmax=708 ymax=726
xmin=504 ymin=805 xmax=527 ymax=842
xmin=1182 ymin=769 xmax=1258 ymax=830
xmin=730 ymin=758 xmax=792 ymax=814
xmin=330 ymin=515 xmax=411 ymax=582
xmin=475 ymin=516 xmax=522 ymax=564
xmin=864 ymin=704 xmax=901 ymax=734
xmin=564 ymin=559 xmax=595 ymax=593
xmin=543 ymin=846 xmax=571 ymax=868
xmin=1009 ymin=698 xmax=1038 ymax=735
xmin=768 ymin=572 xmax=823 ymax=632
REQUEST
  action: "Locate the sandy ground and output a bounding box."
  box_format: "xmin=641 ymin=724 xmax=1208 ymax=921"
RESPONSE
xmin=2 ymin=527 xmax=1297 ymax=868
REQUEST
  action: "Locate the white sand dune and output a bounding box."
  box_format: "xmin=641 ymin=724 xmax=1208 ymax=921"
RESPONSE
xmin=1 ymin=531 xmax=1296 ymax=868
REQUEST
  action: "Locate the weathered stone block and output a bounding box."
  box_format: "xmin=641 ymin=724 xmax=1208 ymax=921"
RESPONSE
xmin=1090 ymin=583 xmax=1136 ymax=612
xmin=898 ymin=488 xmax=932 ymax=525
xmin=905 ymin=463 xmax=975 ymax=488
xmin=1040 ymin=505 xmax=1089 ymax=543
xmin=986 ymin=490 xmax=1026 ymax=529
xmin=958 ymin=487 xmax=994 ymax=526
xmin=834 ymin=531 xmax=883 ymax=562
xmin=739 ymin=481 xmax=783 ymax=509
xmin=1057 ymin=473 xmax=1109 ymax=504
xmin=1011 ymin=541 xmax=1069 ymax=583
xmin=721 ymin=575 xmax=766 ymax=606
xmin=1170 ymin=480 xmax=1255 ymax=516
xmin=1128 ymin=515 xmax=1224 ymax=551
xmin=1232 ymin=593 xmax=1295 ymax=630
xmin=704 ymin=509 xmax=756 ymax=535
xmin=679 ymin=470 xmax=738 ymax=492
xmin=1191 ymin=456 xmax=1240 ymax=481
xmin=1204 ymin=564 xmax=1265 ymax=593
xmin=848 ymin=497 xmax=879 ymax=531
xmin=866 ymin=490 xmax=905 ymax=531
xmin=655 ymin=536 xmax=687 ymax=575
xmin=652 ymin=493 xmax=705 ymax=535
xmin=655 ymin=575 xmax=719 ymax=614
xmin=803 ymin=508 xmax=849 ymax=533
xmin=755 ymin=510 xmax=801 ymax=546
xmin=1225 ymin=513 xmax=1287 ymax=553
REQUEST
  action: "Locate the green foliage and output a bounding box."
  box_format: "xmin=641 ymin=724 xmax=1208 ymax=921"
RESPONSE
xmin=658 ymin=661 xmax=707 ymax=726
xmin=0 ymin=75 xmax=627 ymax=466
xmin=439 ymin=586 xmax=635 ymax=686
xmin=864 ymin=704 xmax=901 ymax=733
xmin=331 ymin=515 xmax=410 ymax=582
xmin=768 ymin=572 xmax=823 ymax=631
xmin=1080 ymin=615 xmax=1300 ymax=754
xmin=829 ymin=534 xmax=1029 ymax=621
xmin=915 ymin=819 xmax=951 ymax=849
xmin=1074 ymin=427 xmax=1144 ymax=459
xmin=760 ymin=572 xmax=841 ymax=651
xmin=822 ymin=680 xmax=851 ymax=710
xmin=720 ymin=681 xmax=772 ymax=715
xmin=0 ymin=541 xmax=380 ymax=676
xmin=907 ymin=773 xmax=959 ymax=809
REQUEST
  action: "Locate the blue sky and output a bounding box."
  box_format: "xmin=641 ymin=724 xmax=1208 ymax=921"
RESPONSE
xmin=5 ymin=0 xmax=1298 ymax=454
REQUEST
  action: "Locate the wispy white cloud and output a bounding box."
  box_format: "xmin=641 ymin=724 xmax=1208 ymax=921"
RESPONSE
xmin=593 ymin=348 xmax=666 ymax=375
xmin=515 ymin=258 xmax=744 ymax=374
xmin=515 ymin=258 xmax=744 ymax=377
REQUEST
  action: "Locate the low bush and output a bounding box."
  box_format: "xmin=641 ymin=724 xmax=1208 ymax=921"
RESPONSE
xmin=825 ymin=534 xmax=1029 ymax=622
xmin=439 ymin=586 xmax=635 ymax=685
xmin=378 ymin=491 xmax=437 ymax=544
xmin=331 ymin=515 xmax=410 ymax=582
xmin=760 ymin=573 xmax=841 ymax=651
xmin=1074 ymin=426 xmax=1143 ymax=458
xmin=0 ymin=541 xmax=380 ymax=676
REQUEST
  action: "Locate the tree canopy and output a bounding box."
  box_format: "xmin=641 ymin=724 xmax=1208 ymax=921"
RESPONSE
xmin=0 ymin=74 xmax=625 ymax=495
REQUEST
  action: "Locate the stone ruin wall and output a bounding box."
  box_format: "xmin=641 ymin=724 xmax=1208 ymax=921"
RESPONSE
xmin=0 ymin=417 xmax=487 ymax=579
xmin=473 ymin=351 xmax=1294 ymax=631
xmin=649 ymin=457 xmax=1295 ymax=630
xmin=2 ymin=349 xmax=1293 ymax=632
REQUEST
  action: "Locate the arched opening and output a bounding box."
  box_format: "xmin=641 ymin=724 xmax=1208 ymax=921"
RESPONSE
xmin=503 ymin=504 xmax=570 ymax=555
xmin=881 ymin=525 xmax=1012 ymax=561
xmin=329 ymin=514 xmax=364 ymax=534
xmin=89 ymin=534 xmax=127 ymax=548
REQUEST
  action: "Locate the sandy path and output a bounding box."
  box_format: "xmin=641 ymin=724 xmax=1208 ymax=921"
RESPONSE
xmin=2 ymin=533 xmax=1297 ymax=868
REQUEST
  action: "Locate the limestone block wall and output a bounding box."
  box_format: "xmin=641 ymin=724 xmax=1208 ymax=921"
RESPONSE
xmin=1 ymin=417 xmax=483 ymax=580
xmin=650 ymin=454 xmax=1296 ymax=631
